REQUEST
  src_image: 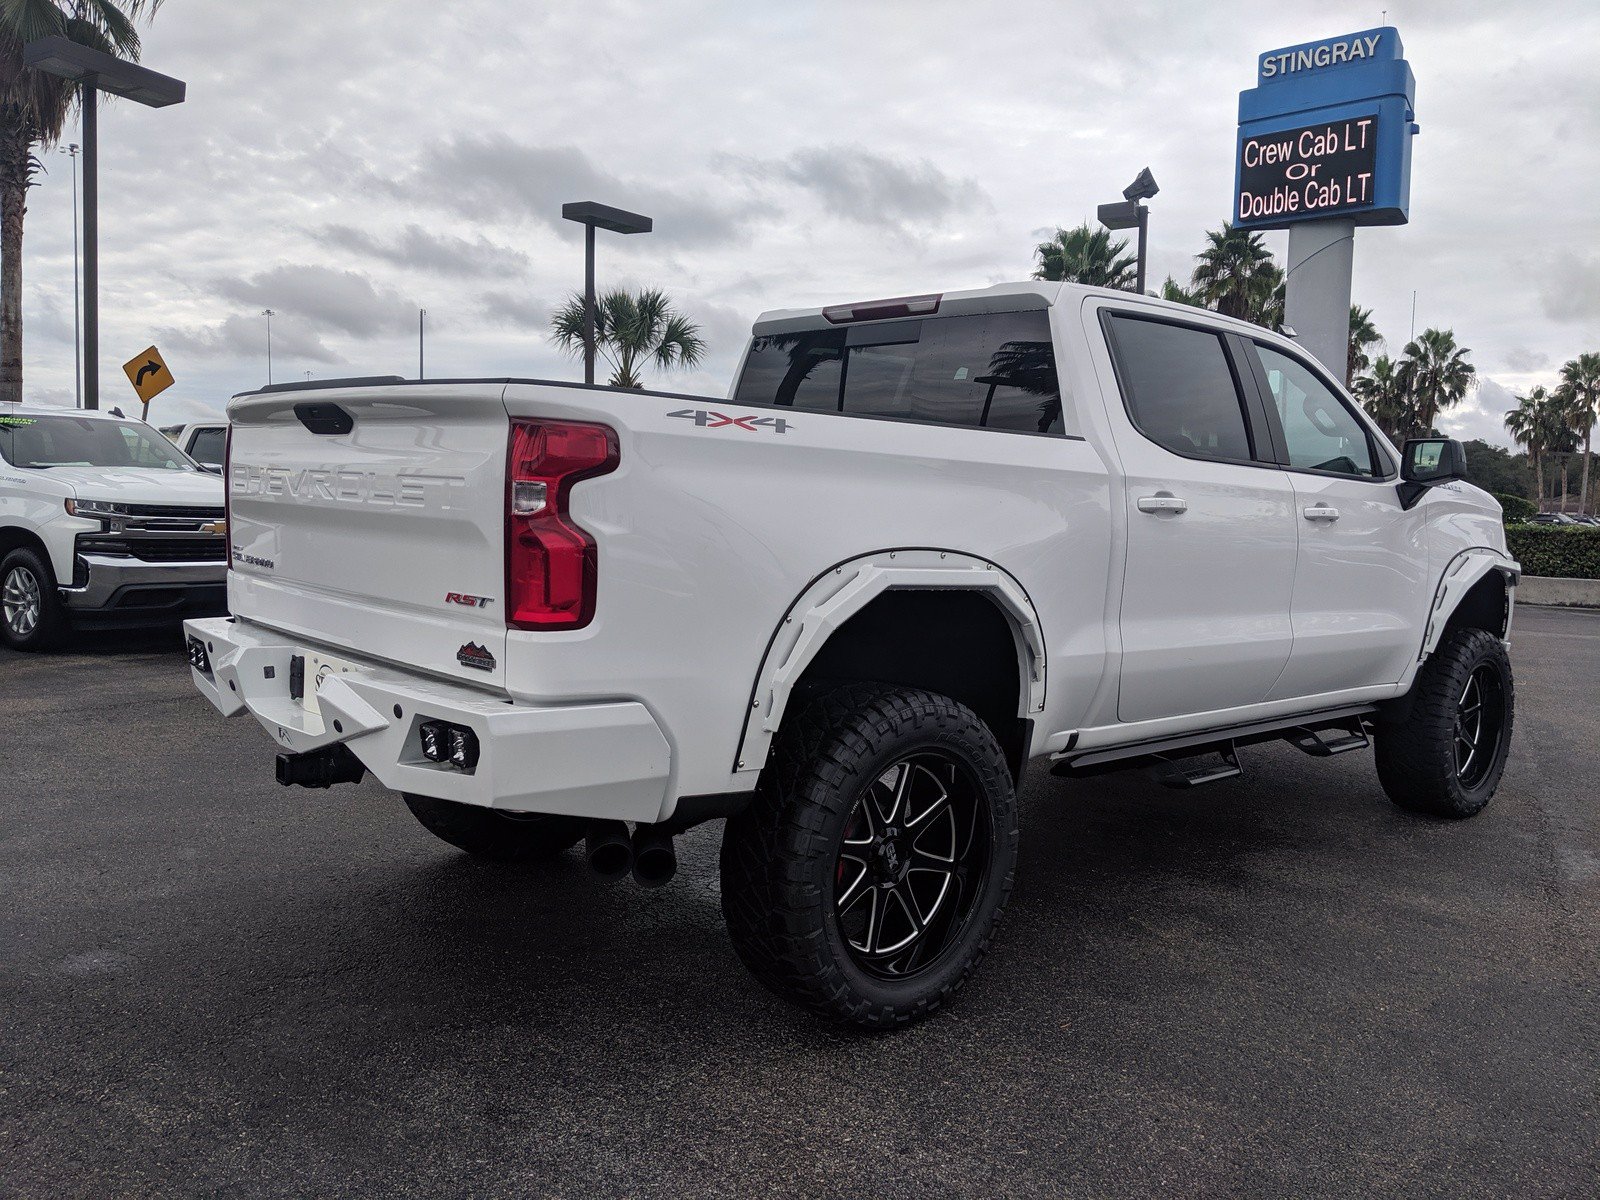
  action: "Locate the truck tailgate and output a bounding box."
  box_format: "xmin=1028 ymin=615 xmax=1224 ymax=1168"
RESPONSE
xmin=226 ymin=385 xmax=511 ymax=688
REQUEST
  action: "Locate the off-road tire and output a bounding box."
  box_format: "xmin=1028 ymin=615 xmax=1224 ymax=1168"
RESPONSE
xmin=1376 ymin=628 xmax=1514 ymax=819
xmin=1 ymin=547 xmax=67 ymax=652
xmin=402 ymin=793 xmax=585 ymax=862
xmin=720 ymin=684 xmax=1018 ymax=1029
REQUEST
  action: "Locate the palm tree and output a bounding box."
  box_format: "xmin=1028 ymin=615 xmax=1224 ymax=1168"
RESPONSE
xmin=0 ymin=1 xmax=160 ymax=404
xmin=1504 ymin=387 xmax=1550 ymax=505
xmin=1158 ymin=276 xmax=1203 ymax=307
xmin=1347 ymin=305 xmax=1383 ymax=387
xmin=1554 ymin=352 xmax=1600 ymax=516
xmin=1190 ymin=224 xmax=1281 ymax=324
xmin=1032 ymin=223 xmax=1136 ymax=290
xmin=1352 ymin=355 xmax=1410 ymax=442
xmin=1396 ymin=328 xmax=1475 ymax=437
xmin=550 ymin=288 xmax=706 ymax=389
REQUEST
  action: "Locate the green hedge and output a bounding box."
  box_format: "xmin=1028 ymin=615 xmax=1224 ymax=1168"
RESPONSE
xmin=1505 ymin=525 xmax=1600 ymax=580
xmin=1492 ymin=492 xmax=1537 ymax=522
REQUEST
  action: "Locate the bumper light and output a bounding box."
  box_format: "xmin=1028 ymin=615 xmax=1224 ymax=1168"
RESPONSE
xmin=186 ymin=634 xmax=212 ymax=674
xmin=419 ymin=720 xmax=479 ymax=772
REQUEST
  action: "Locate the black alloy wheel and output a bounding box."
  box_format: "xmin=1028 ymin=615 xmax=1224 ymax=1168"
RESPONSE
xmin=834 ymin=752 xmax=991 ymax=979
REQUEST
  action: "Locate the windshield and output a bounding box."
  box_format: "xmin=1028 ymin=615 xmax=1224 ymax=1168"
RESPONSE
xmin=0 ymin=414 xmax=197 ymax=471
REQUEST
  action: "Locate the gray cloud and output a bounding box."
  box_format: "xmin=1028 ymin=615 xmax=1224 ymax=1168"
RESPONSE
xmin=479 ymin=291 xmax=552 ymax=331
xmin=744 ymin=145 xmax=989 ymax=228
xmin=1540 ymin=250 xmax=1600 ymax=324
xmin=1502 ymin=347 xmax=1551 ymax=374
xmin=317 ymin=224 xmax=532 ymax=278
xmin=212 ymin=266 xmax=418 ymax=340
xmin=394 ymin=137 xmax=757 ymax=246
xmin=159 ymin=313 xmax=343 ymax=368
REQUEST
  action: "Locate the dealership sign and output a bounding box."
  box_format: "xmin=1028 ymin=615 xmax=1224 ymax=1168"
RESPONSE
xmin=1234 ymin=27 xmax=1417 ymax=229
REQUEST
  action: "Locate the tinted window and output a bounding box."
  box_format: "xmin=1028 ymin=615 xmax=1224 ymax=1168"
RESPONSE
xmin=732 ymin=311 xmax=1065 ymax=435
xmin=1253 ymin=344 xmax=1376 ymax=476
xmin=188 ymin=427 xmax=226 ymax=466
xmin=1106 ymin=315 xmax=1254 ymax=462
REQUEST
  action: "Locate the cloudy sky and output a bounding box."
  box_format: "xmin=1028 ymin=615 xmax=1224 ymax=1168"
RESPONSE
xmin=18 ymin=0 xmax=1599 ymax=445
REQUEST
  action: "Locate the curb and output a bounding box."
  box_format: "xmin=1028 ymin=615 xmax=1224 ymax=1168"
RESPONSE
xmin=1519 ymin=575 xmax=1600 ymax=609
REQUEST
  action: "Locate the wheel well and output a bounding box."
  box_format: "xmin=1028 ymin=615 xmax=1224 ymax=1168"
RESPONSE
xmin=1440 ymin=570 xmax=1512 ymax=644
xmin=791 ymin=589 xmax=1030 ymax=781
xmin=0 ymin=526 xmax=52 ymax=566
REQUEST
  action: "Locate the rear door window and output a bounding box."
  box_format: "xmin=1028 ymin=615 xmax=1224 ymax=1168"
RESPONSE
xmin=1104 ymin=314 xmax=1257 ymax=463
xmin=733 ymin=310 xmax=1067 ymax=435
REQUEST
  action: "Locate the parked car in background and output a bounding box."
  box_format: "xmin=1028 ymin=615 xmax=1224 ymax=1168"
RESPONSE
xmin=1529 ymin=512 xmax=1583 ymax=525
xmin=1 ymin=405 xmax=227 ymax=651
xmin=160 ymin=421 xmax=228 ymax=472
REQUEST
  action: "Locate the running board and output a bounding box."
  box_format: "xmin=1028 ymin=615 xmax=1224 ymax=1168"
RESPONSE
xmin=1050 ymin=704 xmax=1378 ymax=782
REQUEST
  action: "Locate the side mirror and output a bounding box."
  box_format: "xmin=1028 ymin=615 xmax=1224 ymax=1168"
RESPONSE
xmin=1401 ymin=438 xmax=1467 ymax=485
xmin=199 ymin=463 xmax=223 ymax=475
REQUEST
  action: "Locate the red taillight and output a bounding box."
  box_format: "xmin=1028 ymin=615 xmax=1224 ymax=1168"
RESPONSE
xmin=223 ymin=423 xmax=233 ymax=568
xmin=505 ymin=419 xmax=619 ymax=630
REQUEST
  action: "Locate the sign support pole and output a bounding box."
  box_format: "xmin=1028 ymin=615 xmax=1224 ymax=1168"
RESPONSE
xmin=82 ymin=83 xmax=98 ymax=411
xmin=1283 ymin=218 xmax=1355 ymax=379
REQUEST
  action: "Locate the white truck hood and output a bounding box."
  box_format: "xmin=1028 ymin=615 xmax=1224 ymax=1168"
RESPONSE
xmin=46 ymin=466 xmax=224 ymax=507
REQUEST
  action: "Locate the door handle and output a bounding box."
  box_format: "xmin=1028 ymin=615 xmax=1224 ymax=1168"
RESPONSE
xmin=1137 ymin=495 xmax=1188 ymax=515
xmin=1302 ymin=505 xmax=1340 ymax=522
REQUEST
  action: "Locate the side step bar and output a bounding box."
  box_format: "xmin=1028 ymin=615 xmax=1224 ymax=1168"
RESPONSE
xmin=1050 ymin=704 xmax=1377 ymax=787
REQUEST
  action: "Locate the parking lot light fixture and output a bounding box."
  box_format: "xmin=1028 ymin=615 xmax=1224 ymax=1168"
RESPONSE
xmin=560 ymin=202 xmax=653 ymax=386
xmin=24 ymin=36 xmax=186 ymax=411
xmin=1097 ymin=168 xmax=1159 ymax=295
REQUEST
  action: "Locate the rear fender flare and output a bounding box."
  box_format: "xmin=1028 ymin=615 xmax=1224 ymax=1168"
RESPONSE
xmin=733 ymin=549 xmax=1046 ymax=774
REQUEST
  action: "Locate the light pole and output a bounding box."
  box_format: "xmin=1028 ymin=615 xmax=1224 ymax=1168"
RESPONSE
xmin=62 ymin=143 xmax=81 ymax=408
xmin=1097 ymin=167 xmax=1160 ymax=295
xmin=262 ymin=309 xmax=274 ymax=385
xmin=560 ymin=201 xmax=652 ymax=385
xmin=25 ymin=37 xmax=185 ymax=411
xmin=418 ymin=308 xmax=425 ymax=380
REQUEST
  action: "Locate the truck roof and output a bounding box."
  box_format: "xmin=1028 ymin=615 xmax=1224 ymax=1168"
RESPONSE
xmin=749 ymin=280 xmax=1279 ymax=339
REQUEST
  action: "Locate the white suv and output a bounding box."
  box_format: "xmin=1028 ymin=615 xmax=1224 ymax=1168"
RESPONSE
xmin=184 ymin=283 xmax=1518 ymax=1027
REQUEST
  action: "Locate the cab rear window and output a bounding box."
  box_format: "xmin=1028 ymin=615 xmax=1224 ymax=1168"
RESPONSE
xmin=732 ymin=311 xmax=1067 ymax=436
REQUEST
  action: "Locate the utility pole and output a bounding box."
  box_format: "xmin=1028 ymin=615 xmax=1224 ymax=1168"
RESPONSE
xmin=82 ymin=87 xmax=97 ymax=407
xmin=63 ymin=143 xmax=81 ymax=408
xmin=262 ymin=309 xmax=274 ymax=385
xmin=419 ymin=308 xmax=425 ymax=380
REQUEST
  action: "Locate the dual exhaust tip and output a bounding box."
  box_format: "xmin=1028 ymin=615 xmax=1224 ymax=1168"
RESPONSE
xmin=585 ymin=820 xmax=676 ymax=888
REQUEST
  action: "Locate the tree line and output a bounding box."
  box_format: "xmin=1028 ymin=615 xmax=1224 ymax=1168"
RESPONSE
xmin=1033 ymin=221 xmax=1599 ymax=515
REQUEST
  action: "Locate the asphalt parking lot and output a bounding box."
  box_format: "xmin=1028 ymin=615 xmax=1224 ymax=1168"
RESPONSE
xmin=3 ymin=607 xmax=1597 ymax=1198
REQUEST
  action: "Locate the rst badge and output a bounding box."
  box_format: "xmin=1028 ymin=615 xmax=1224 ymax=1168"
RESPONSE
xmin=445 ymin=592 xmax=493 ymax=608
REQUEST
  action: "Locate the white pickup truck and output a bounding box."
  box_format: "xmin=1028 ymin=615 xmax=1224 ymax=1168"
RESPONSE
xmin=1 ymin=404 xmax=227 ymax=650
xmin=184 ymin=282 xmax=1518 ymax=1028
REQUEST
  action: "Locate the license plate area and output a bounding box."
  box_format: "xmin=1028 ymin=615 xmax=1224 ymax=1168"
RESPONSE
xmin=290 ymin=651 xmax=359 ymax=717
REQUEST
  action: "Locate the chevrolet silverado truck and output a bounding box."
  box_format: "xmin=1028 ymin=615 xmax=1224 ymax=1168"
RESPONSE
xmin=184 ymin=282 xmax=1518 ymax=1028
xmin=1 ymin=405 xmax=227 ymax=651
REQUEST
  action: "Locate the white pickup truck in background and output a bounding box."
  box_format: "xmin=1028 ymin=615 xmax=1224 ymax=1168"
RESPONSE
xmin=184 ymin=281 xmax=1519 ymax=1027
xmin=160 ymin=421 xmax=228 ymax=472
xmin=2 ymin=405 xmax=227 ymax=651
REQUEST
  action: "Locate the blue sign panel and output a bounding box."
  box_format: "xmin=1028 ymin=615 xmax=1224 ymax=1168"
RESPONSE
xmin=1234 ymin=27 xmax=1417 ymax=229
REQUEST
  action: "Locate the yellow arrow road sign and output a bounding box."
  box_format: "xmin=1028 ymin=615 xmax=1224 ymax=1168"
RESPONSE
xmin=122 ymin=346 xmax=174 ymax=405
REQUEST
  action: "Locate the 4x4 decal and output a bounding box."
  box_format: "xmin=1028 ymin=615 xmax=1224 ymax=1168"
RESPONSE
xmin=667 ymin=408 xmax=790 ymax=434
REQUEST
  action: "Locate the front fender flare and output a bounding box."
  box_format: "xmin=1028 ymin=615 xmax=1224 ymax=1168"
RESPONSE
xmin=1421 ymin=547 xmax=1520 ymax=659
xmin=732 ymin=549 xmax=1046 ymax=774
